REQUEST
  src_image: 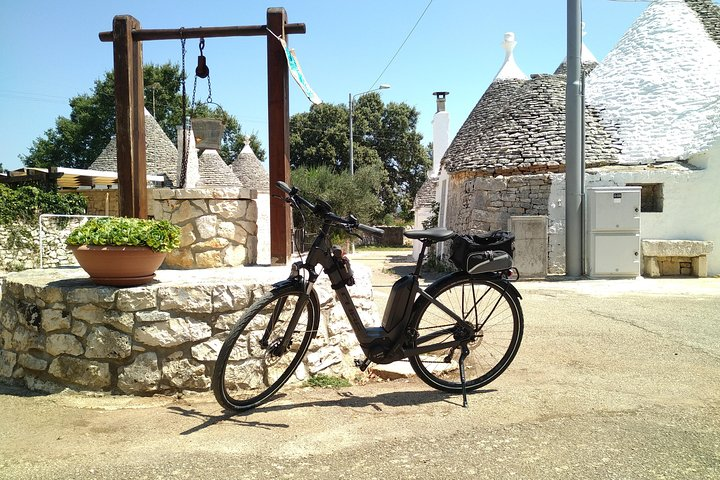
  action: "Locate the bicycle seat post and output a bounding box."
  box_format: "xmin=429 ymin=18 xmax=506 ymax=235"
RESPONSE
xmin=413 ymin=240 xmax=431 ymax=276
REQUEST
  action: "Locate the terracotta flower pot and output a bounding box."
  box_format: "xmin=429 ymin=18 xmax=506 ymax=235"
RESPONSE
xmin=71 ymin=245 xmax=167 ymax=287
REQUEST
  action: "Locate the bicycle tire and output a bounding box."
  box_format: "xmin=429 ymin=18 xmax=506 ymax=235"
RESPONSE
xmin=407 ymin=272 xmax=523 ymax=393
xmin=212 ymin=283 xmax=319 ymax=411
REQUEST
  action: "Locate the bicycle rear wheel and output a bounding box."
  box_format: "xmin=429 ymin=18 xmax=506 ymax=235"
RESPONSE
xmin=212 ymin=284 xmax=319 ymax=411
xmin=408 ymin=272 xmax=523 ymax=393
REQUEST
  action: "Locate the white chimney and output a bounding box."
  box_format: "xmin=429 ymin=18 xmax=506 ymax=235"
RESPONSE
xmin=431 ymin=91 xmax=450 ymax=177
xmin=176 ymin=125 xmax=200 ymax=188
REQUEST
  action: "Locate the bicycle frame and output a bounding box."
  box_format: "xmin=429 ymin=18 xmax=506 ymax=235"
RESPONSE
xmin=272 ymin=180 xmax=522 ymax=369
xmin=213 ymin=181 xmax=525 ymax=411
xmin=285 ymin=218 xmax=485 ymax=366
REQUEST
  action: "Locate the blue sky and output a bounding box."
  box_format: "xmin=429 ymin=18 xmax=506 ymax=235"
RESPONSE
xmin=0 ymin=0 xmax=649 ymax=171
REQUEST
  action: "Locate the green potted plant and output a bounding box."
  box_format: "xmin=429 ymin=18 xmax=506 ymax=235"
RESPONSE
xmin=66 ymin=217 xmax=181 ymax=287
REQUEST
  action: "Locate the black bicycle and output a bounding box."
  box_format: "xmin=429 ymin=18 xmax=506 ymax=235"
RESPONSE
xmin=212 ymin=181 xmax=524 ymax=411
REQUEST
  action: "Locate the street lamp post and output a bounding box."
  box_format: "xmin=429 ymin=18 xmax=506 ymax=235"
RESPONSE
xmin=348 ymin=84 xmax=390 ymax=175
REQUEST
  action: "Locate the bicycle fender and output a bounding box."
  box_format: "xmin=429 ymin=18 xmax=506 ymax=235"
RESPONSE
xmin=416 ymin=272 xmax=523 ymax=310
xmin=502 ymin=280 xmax=523 ymax=300
xmin=270 ymin=278 xmax=320 ymax=308
xmin=271 ymin=278 xmax=304 ymax=290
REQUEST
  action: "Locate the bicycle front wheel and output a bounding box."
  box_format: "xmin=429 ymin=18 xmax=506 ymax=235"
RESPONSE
xmin=212 ymin=284 xmax=319 ymax=411
xmin=408 ymin=272 xmax=523 ymax=393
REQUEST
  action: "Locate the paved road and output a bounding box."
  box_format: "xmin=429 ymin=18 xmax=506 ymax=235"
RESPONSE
xmin=1 ymin=252 xmax=719 ymax=479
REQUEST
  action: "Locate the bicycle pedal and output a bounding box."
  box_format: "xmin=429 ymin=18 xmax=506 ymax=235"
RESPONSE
xmin=354 ymin=358 xmax=371 ymax=372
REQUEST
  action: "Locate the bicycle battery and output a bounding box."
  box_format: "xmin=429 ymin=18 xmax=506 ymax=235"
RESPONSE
xmin=328 ymin=246 xmax=355 ymax=289
xmin=381 ymin=274 xmax=418 ymax=335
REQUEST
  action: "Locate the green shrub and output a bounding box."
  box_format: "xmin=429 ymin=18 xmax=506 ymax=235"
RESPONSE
xmin=0 ymin=184 xmax=87 ymax=225
xmin=66 ymin=217 xmax=181 ymax=253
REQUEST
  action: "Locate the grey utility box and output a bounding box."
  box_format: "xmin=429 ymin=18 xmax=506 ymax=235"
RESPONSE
xmin=587 ymin=186 xmax=641 ymax=277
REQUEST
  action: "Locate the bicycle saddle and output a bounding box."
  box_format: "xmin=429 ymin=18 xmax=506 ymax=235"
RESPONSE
xmin=404 ymin=227 xmax=456 ymax=242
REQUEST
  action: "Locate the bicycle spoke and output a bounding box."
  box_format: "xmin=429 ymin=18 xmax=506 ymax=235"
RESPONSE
xmin=408 ymin=273 xmax=523 ymax=394
xmin=212 ymin=287 xmax=319 ymax=411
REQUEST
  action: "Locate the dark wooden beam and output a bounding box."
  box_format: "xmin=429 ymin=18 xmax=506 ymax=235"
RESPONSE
xmin=103 ymin=11 xmax=303 ymax=250
xmin=99 ymin=23 xmax=306 ymax=42
xmin=113 ymin=15 xmax=147 ymax=218
xmin=267 ymin=8 xmax=292 ymax=265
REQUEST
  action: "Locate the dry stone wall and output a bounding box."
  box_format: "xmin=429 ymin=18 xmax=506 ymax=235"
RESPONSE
xmin=0 ymin=266 xmax=377 ymax=394
xmin=76 ymin=189 xmax=119 ymax=216
xmin=151 ymin=188 xmax=259 ymax=269
xmin=0 ymin=219 xmax=83 ymax=272
xmin=1 ymin=188 xmax=260 ymax=273
xmin=445 ymin=171 xmax=552 ymax=234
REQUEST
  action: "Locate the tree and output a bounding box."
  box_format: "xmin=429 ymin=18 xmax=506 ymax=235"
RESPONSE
xmin=290 ymin=164 xmax=386 ymax=237
xmin=289 ymin=102 xmax=353 ymax=171
xmin=376 ymin=102 xmax=430 ymax=222
xmin=21 ymin=63 xmax=264 ymax=169
xmin=289 ymin=93 xmax=430 ymax=221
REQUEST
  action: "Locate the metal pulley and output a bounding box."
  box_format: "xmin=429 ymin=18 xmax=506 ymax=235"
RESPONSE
xmin=195 ymin=38 xmax=209 ymax=78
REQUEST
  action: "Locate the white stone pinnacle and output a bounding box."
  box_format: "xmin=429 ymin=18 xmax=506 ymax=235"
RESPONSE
xmin=494 ymin=32 xmax=528 ymax=81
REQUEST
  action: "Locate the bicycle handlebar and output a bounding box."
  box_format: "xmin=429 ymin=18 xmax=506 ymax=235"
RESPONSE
xmin=276 ymin=181 xmax=384 ymax=237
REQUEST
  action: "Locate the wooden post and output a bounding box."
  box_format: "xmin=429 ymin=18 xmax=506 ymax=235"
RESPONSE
xmin=113 ymin=15 xmax=147 ymax=218
xmin=267 ymin=8 xmax=292 ymax=264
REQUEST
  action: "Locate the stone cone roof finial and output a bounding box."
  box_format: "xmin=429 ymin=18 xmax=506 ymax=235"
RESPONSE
xmin=241 ymin=135 xmax=253 ymax=154
xmin=555 ymin=22 xmax=598 ymax=74
xmin=495 ymin=32 xmax=528 ymax=81
xmin=581 ymin=22 xmax=598 ymax=64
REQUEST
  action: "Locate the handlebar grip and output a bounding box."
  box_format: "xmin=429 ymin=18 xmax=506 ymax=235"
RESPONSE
xmin=358 ymin=224 xmax=384 ymax=237
xmin=276 ymin=181 xmax=292 ymax=194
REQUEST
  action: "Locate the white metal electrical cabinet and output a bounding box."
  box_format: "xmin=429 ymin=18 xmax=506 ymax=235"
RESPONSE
xmin=587 ymin=186 xmax=641 ymax=277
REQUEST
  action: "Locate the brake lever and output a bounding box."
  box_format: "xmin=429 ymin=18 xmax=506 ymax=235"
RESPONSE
xmin=272 ymin=194 xmax=302 ymax=213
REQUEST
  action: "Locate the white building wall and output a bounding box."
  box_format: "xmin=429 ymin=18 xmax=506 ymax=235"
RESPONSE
xmin=548 ymin=154 xmax=720 ymax=276
xmin=414 ymin=100 xmax=451 ymax=260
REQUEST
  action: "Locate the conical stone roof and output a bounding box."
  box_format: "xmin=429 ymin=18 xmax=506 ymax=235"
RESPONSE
xmin=197 ymin=149 xmax=242 ymax=187
xmin=443 ymin=74 xmax=622 ymax=175
xmin=231 ymin=142 xmax=269 ymax=193
xmin=586 ymin=0 xmax=720 ymax=163
xmin=90 ymin=109 xmax=178 ymax=186
xmin=414 ymin=176 xmax=438 ymax=210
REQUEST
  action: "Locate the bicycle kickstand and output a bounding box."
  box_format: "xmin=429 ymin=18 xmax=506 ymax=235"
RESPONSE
xmin=459 ymin=343 xmax=470 ymax=408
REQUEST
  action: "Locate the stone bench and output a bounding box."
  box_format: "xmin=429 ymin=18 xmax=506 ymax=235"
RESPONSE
xmin=641 ymin=240 xmax=714 ymax=277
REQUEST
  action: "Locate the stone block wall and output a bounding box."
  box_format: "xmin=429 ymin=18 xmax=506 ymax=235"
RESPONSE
xmin=151 ymin=188 xmax=259 ymax=269
xmin=0 ymin=266 xmax=377 ymax=394
xmin=0 ymin=219 xmax=83 ymax=271
xmin=446 ymin=172 xmax=552 ymax=234
xmin=70 ymin=189 xmax=119 ymax=216
xmin=0 ymin=188 xmax=261 ymax=273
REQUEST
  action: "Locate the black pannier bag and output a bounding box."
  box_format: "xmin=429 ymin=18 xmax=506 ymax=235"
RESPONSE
xmin=449 ymin=230 xmax=515 ymax=274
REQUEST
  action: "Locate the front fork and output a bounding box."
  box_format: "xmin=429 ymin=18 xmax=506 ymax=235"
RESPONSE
xmin=261 ymin=262 xmax=317 ymax=355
